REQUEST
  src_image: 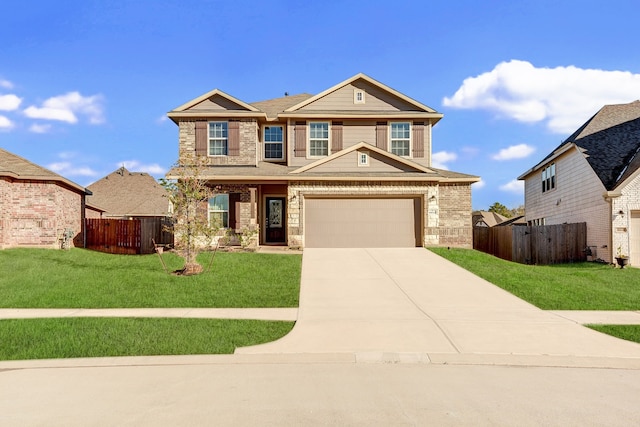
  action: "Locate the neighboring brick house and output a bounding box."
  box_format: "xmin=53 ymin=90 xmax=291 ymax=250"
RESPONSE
xmin=86 ymin=167 xmax=171 ymax=219
xmin=167 ymin=73 xmax=479 ymax=248
xmin=519 ymin=100 xmax=640 ymax=264
xmin=0 ymin=148 xmax=89 ymax=249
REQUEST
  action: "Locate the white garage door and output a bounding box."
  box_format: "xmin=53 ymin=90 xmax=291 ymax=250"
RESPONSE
xmin=305 ymin=198 xmax=420 ymax=248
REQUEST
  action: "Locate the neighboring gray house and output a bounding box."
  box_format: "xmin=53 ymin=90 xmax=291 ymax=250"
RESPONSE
xmin=167 ymin=73 xmax=479 ymax=248
xmin=519 ymin=100 xmax=640 ymax=264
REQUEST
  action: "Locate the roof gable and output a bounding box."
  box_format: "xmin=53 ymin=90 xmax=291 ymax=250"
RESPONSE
xmin=283 ymin=73 xmax=442 ymax=120
xmin=170 ymin=89 xmax=259 ymax=113
xmin=87 ymin=167 xmax=170 ymax=216
xmin=291 ymin=141 xmax=434 ymax=175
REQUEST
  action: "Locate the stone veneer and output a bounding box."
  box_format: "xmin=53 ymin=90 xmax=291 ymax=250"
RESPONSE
xmin=178 ymin=119 xmax=258 ymax=166
xmin=0 ymin=178 xmax=84 ymax=249
xmin=287 ymin=180 xmax=472 ymax=248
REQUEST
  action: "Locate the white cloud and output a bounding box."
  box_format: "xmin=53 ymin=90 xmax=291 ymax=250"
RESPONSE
xmin=0 ymin=94 xmax=22 ymax=111
xmin=431 ymin=151 xmax=457 ymax=169
xmin=492 ymin=143 xmax=536 ymax=161
xmin=443 ymin=60 xmax=640 ymax=134
xmin=472 ymin=178 xmax=486 ymax=189
xmin=156 ymin=115 xmax=168 ymax=124
xmin=48 ymin=161 xmax=99 ymax=177
xmin=0 ymin=115 xmax=14 ymax=130
xmin=0 ymin=79 xmax=13 ymax=89
xmin=499 ymin=179 xmax=524 ymax=194
xmin=23 ymin=92 xmax=105 ymax=124
xmin=29 ymin=123 xmax=52 ymax=134
xmin=119 ymin=160 xmax=166 ymax=175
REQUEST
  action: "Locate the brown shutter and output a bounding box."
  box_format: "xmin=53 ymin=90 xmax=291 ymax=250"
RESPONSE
xmin=331 ymin=121 xmax=343 ymax=153
xmin=294 ymin=121 xmax=306 ymax=157
xmin=229 ymin=193 xmax=241 ymax=230
xmin=228 ymin=121 xmax=240 ymax=156
xmin=412 ymin=122 xmax=424 ymax=158
xmin=376 ymin=122 xmax=387 ymax=151
xmin=195 ymin=121 xmax=208 ymax=155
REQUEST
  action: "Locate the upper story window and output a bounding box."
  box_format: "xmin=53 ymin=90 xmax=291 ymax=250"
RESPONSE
xmin=354 ymin=89 xmax=365 ymax=104
xmin=542 ymin=163 xmax=556 ymax=193
xmin=358 ymin=150 xmax=369 ymax=167
xmin=390 ymin=122 xmax=411 ymax=157
xmin=263 ymin=125 xmax=284 ymax=160
xmin=309 ymin=122 xmax=329 ymax=157
xmin=209 ymin=194 xmax=229 ymax=228
xmin=209 ymin=122 xmax=228 ymax=156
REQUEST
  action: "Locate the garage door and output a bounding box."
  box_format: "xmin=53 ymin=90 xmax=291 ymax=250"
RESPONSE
xmin=305 ymin=198 xmax=420 ymax=248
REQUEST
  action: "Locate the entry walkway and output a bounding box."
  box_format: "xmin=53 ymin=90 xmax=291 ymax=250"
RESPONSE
xmin=237 ymin=248 xmax=640 ymax=366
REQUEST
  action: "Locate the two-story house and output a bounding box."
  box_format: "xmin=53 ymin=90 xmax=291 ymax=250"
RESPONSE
xmin=519 ymin=100 xmax=640 ymax=264
xmin=167 ymin=73 xmax=479 ymax=248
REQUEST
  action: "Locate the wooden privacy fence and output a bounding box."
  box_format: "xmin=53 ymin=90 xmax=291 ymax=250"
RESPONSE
xmin=85 ymin=218 xmax=174 ymax=255
xmin=473 ymin=222 xmax=587 ymax=265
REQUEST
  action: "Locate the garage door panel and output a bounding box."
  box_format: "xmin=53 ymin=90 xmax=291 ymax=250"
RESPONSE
xmin=305 ymin=198 xmax=419 ymax=248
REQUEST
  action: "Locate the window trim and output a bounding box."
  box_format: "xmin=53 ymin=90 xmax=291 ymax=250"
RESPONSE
xmin=358 ymin=150 xmax=369 ymax=167
xmin=208 ymin=194 xmax=229 ymax=228
xmin=262 ymin=124 xmax=285 ymax=161
xmin=541 ymin=163 xmax=556 ymax=193
xmin=354 ymin=89 xmax=365 ymax=104
xmin=389 ymin=121 xmax=412 ymax=158
xmin=307 ymin=121 xmax=330 ymax=158
xmin=208 ymin=121 xmax=228 ymax=157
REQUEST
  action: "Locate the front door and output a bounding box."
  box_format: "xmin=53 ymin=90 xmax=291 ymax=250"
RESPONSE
xmin=265 ymin=197 xmax=286 ymax=244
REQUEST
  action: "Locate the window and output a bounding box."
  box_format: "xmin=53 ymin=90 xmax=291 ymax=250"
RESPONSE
xmin=390 ymin=122 xmax=411 ymax=157
xmin=209 ymin=194 xmax=229 ymax=228
xmin=263 ymin=125 xmax=284 ymax=160
xmin=358 ymin=150 xmax=369 ymax=166
xmin=542 ymin=163 xmax=556 ymax=192
xmin=309 ymin=122 xmax=329 ymax=157
xmin=354 ymin=89 xmax=365 ymax=104
xmin=209 ymin=122 xmax=228 ymax=156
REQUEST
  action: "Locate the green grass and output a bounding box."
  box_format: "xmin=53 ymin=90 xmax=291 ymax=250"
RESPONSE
xmin=0 ymin=248 xmax=301 ymax=308
xmin=428 ymin=247 xmax=640 ymax=310
xmin=0 ymin=317 xmax=294 ymax=360
xmin=587 ymin=325 xmax=640 ymax=344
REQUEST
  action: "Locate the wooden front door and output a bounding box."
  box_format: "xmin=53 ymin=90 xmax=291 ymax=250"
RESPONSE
xmin=265 ymin=197 xmax=286 ymax=244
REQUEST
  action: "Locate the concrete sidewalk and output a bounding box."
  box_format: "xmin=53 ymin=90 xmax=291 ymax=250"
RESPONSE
xmin=0 ymin=308 xmax=297 ymax=321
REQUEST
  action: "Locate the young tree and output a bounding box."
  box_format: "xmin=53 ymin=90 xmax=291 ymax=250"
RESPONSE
xmin=488 ymin=202 xmax=512 ymax=218
xmin=162 ymin=152 xmax=218 ymax=275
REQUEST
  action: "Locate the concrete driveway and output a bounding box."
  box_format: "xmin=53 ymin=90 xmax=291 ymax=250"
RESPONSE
xmin=238 ymin=248 xmax=640 ymax=365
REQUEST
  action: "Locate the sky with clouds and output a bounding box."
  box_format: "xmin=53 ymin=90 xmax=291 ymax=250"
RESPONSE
xmin=1 ymin=0 xmax=640 ymax=210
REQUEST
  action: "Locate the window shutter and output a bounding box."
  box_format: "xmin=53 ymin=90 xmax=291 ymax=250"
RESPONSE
xmin=376 ymin=122 xmax=387 ymax=151
xmin=294 ymin=121 xmax=306 ymax=157
xmin=229 ymin=193 xmax=241 ymax=230
xmin=412 ymin=122 xmax=424 ymax=158
xmin=331 ymin=121 xmax=343 ymax=153
xmin=228 ymin=121 xmax=240 ymax=156
xmin=195 ymin=121 xmax=208 ymax=155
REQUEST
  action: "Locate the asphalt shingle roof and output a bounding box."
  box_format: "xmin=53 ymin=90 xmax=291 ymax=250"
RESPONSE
xmin=565 ymin=100 xmax=640 ymax=190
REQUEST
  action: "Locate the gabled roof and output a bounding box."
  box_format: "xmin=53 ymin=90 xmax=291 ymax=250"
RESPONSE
xmin=0 ymin=148 xmax=89 ymax=194
xmin=519 ymin=100 xmax=640 ymax=191
xmin=472 ymin=211 xmax=508 ymax=227
xmin=86 ymin=167 xmax=170 ymax=217
xmin=291 ymin=141 xmax=434 ymax=174
xmin=167 ymin=89 xmax=265 ymax=123
xmin=284 ymin=73 xmax=440 ymax=114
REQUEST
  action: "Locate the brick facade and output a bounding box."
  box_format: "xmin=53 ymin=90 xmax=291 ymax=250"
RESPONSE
xmin=0 ymin=178 xmax=84 ymax=249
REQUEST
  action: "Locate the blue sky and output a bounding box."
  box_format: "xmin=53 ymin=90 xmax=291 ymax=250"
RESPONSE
xmin=2 ymin=0 xmax=640 ymax=211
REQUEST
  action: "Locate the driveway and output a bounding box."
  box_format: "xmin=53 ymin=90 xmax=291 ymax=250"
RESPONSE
xmin=238 ymin=248 xmax=640 ymax=364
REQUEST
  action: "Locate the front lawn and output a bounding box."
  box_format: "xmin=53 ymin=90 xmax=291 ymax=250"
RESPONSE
xmin=428 ymin=247 xmax=640 ymax=310
xmin=587 ymin=325 xmax=640 ymax=344
xmin=0 ymin=248 xmax=301 ymax=308
xmin=0 ymin=317 xmax=294 ymax=360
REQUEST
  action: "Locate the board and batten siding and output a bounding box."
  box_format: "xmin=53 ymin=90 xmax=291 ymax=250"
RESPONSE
xmin=524 ymin=147 xmax=611 ymax=262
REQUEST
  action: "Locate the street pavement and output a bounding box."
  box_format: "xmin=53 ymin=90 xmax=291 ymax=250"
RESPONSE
xmin=1 ymin=247 xmax=640 ymax=426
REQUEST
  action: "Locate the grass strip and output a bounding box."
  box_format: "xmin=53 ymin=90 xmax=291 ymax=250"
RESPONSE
xmin=428 ymin=247 xmax=640 ymax=310
xmin=0 ymin=318 xmax=294 ymax=360
xmin=587 ymin=325 xmax=640 ymax=344
xmin=0 ymin=248 xmax=301 ymax=308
